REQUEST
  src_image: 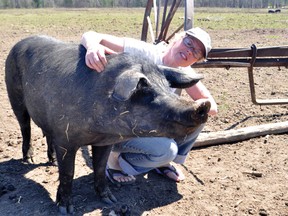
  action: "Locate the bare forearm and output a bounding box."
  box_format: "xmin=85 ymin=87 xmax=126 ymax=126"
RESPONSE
xmin=81 ymin=31 xmax=124 ymax=52
xmin=186 ymin=82 xmax=218 ymax=116
xmin=81 ymin=31 xmax=101 ymax=49
xmin=80 ymin=31 xmax=125 ymax=71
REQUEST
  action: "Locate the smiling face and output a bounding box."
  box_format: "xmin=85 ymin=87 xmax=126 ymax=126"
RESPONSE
xmin=163 ymin=34 xmax=205 ymax=68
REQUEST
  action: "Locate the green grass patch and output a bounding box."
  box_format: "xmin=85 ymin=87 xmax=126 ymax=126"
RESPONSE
xmin=0 ymin=7 xmax=287 ymax=39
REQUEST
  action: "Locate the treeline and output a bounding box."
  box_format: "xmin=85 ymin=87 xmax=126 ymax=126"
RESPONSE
xmin=0 ymin=0 xmax=287 ymax=9
xmin=0 ymin=0 xmax=147 ymax=8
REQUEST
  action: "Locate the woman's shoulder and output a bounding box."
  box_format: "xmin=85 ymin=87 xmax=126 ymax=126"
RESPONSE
xmin=124 ymin=38 xmax=163 ymax=64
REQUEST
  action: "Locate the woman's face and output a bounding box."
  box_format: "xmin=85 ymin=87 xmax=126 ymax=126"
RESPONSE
xmin=169 ymin=35 xmax=205 ymax=67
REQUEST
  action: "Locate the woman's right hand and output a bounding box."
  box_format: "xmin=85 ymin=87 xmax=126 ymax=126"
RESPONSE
xmin=85 ymin=44 xmax=117 ymax=72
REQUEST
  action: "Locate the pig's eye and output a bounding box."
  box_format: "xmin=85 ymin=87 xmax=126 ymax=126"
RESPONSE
xmin=132 ymin=89 xmax=155 ymax=104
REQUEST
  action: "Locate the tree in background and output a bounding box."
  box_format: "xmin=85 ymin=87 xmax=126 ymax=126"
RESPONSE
xmin=0 ymin=0 xmax=287 ymax=9
xmin=33 ymin=0 xmax=43 ymax=8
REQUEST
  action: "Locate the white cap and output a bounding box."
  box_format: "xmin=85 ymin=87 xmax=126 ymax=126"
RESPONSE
xmin=185 ymin=27 xmax=212 ymax=58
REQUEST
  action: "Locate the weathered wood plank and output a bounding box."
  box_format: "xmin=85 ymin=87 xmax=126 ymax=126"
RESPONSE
xmin=194 ymin=121 xmax=288 ymax=148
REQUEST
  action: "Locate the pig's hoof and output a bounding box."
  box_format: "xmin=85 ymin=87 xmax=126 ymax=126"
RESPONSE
xmin=49 ymin=158 xmax=58 ymax=166
xmin=96 ymin=184 xmax=117 ymax=204
xmin=102 ymin=195 xmax=117 ymax=204
xmin=48 ymin=153 xmax=57 ymax=165
xmin=58 ymin=204 xmax=74 ymax=215
xmin=100 ymin=190 xmax=117 ymax=204
xmin=23 ymin=156 xmax=34 ymax=164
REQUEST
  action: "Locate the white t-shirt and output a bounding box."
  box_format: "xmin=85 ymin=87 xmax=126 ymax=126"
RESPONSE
xmin=123 ymin=37 xmax=164 ymax=65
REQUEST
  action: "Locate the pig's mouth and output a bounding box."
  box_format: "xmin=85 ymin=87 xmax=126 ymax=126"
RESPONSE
xmin=170 ymin=100 xmax=211 ymax=132
xmin=123 ymin=101 xmax=211 ymax=139
xmin=153 ymin=101 xmax=211 ymax=138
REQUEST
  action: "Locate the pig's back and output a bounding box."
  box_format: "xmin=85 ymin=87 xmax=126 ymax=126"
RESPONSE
xmin=7 ymin=36 xmax=98 ymax=134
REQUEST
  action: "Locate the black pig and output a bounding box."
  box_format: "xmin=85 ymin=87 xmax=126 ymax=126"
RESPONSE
xmin=5 ymin=35 xmax=210 ymax=214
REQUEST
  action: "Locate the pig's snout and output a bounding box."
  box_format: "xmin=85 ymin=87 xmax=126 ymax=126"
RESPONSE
xmin=192 ymin=101 xmax=211 ymax=123
xmin=187 ymin=101 xmax=211 ymax=126
xmin=173 ymin=100 xmax=211 ymax=128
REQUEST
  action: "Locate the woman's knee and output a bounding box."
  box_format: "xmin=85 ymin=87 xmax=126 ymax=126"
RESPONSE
xmin=120 ymin=138 xmax=178 ymax=169
xmin=152 ymin=138 xmax=178 ymax=163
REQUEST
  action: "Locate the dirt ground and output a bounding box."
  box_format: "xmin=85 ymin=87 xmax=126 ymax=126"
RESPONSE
xmin=0 ymin=20 xmax=288 ymax=216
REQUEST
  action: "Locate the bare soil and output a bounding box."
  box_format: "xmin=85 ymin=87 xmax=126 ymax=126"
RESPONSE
xmin=0 ymin=24 xmax=287 ymax=215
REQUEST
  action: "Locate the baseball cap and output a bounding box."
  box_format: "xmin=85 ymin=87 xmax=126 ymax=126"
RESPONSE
xmin=185 ymin=27 xmax=212 ymax=58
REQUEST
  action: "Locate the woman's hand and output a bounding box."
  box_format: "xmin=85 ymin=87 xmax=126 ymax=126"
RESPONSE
xmin=85 ymin=44 xmax=117 ymax=72
xmin=81 ymin=31 xmax=125 ymax=72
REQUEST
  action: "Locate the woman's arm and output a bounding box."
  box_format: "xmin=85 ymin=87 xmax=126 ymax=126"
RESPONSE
xmin=81 ymin=31 xmax=161 ymax=71
xmin=81 ymin=31 xmax=125 ymax=72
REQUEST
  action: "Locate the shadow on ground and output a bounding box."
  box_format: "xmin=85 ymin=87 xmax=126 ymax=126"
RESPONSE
xmin=0 ymin=156 xmax=182 ymax=216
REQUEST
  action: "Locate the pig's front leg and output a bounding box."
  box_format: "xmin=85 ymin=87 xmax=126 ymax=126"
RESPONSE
xmin=91 ymin=145 xmax=117 ymax=204
xmin=55 ymin=144 xmax=78 ymax=215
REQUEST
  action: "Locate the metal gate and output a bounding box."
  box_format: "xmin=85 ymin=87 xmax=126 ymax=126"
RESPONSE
xmin=141 ymin=0 xmax=288 ymax=105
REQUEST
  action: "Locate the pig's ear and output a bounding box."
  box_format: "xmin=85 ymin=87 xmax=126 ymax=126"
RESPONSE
xmin=112 ymin=64 xmax=151 ymax=101
xmin=158 ymin=65 xmax=203 ymax=88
